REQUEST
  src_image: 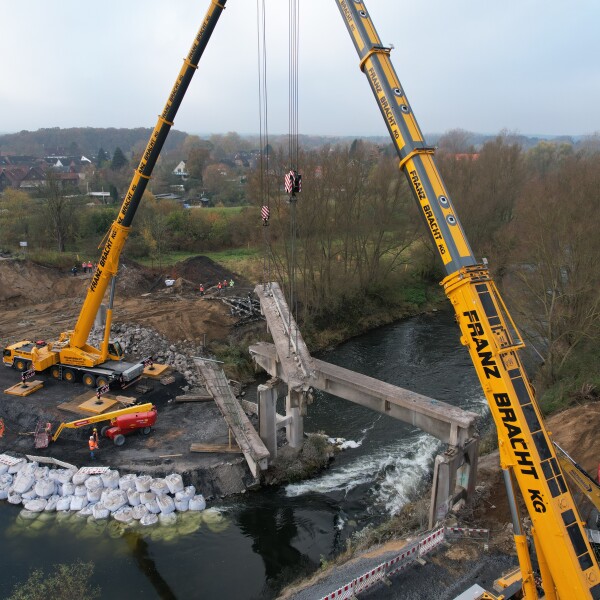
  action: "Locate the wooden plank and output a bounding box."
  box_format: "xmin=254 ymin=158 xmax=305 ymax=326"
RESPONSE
xmin=4 ymin=380 xmax=44 ymax=396
xmin=78 ymin=397 xmax=117 ymax=414
xmin=175 ymin=394 xmax=213 ymax=402
xmin=190 ymin=443 xmax=242 ymax=454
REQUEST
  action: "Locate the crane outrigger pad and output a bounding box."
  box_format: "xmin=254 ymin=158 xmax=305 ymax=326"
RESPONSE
xmin=4 ymin=380 xmax=44 ymax=396
xmin=78 ymin=396 xmax=118 ymax=414
xmin=142 ymin=364 xmax=170 ymax=378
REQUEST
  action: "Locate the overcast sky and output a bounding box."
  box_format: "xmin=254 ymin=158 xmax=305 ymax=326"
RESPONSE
xmin=1 ymin=1 xmax=599 ymax=138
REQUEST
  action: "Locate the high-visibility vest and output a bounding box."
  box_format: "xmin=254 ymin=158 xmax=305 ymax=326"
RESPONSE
xmin=89 ymin=439 xmax=98 ymax=451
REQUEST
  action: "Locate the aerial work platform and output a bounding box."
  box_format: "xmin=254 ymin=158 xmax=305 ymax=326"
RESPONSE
xmin=193 ymin=358 xmax=269 ymax=478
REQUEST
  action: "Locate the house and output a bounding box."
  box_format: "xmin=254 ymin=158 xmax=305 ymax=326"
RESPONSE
xmin=172 ymin=161 xmax=188 ymax=178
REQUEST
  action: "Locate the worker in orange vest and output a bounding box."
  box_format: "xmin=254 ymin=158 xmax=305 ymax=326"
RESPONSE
xmin=89 ymin=435 xmax=99 ymax=460
xmin=199 ymin=284 xmax=205 ymax=296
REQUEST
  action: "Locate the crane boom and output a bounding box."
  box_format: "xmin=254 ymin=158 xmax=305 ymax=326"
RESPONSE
xmin=335 ymin=1 xmax=600 ymax=598
xmin=69 ymin=0 xmax=227 ymax=351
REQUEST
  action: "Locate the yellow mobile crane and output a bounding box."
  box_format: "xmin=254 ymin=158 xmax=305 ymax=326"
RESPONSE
xmin=333 ymin=2 xmax=600 ymax=598
xmin=2 ymin=1 xmax=227 ymax=389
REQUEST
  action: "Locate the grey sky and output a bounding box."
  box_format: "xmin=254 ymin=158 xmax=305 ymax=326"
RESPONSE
xmin=1 ymin=1 xmax=599 ymax=137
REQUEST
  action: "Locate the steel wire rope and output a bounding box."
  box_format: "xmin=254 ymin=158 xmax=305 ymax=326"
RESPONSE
xmin=256 ymin=0 xmax=272 ymax=288
xmin=287 ymin=0 xmax=300 ymax=353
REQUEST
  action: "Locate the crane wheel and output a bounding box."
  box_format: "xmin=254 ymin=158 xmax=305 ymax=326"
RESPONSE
xmin=140 ymin=426 xmax=151 ymax=435
xmin=82 ymin=373 xmax=96 ymax=387
xmin=96 ymin=376 xmax=109 ymax=388
xmin=113 ymin=434 xmax=125 ymax=446
xmin=63 ymin=368 xmax=76 ymax=383
xmin=50 ymin=366 xmax=61 ymax=379
xmin=100 ymin=426 xmax=110 ymax=438
xmin=14 ymin=359 xmax=28 ymax=371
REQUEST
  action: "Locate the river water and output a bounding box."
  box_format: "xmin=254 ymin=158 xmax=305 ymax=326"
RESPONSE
xmin=0 ymin=309 xmax=490 ymax=599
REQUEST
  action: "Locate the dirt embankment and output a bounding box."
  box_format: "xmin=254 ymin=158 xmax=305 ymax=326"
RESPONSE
xmin=0 ymin=256 xmax=250 ymax=348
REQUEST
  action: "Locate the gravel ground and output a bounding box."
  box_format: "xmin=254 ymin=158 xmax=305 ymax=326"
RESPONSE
xmin=285 ymin=539 xmax=517 ymax=600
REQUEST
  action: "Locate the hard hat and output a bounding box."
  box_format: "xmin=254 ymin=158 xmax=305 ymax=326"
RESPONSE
xmin=90 ymin=435 xmax=94 ymax=439
xmin=93 ymin=427 xmax=97 ymax=431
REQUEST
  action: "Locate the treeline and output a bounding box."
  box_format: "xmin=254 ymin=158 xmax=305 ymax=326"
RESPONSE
xmin=0 ymin=127 xmax=188 ymax=158
xmin=1 ymin=132 xmax=598 ymax=406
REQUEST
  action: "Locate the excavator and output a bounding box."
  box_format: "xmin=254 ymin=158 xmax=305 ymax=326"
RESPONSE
xmin=331 ymin=2 xmax=600 ymax=598
xmin=1 ymin=0 xmax=227 ymax=390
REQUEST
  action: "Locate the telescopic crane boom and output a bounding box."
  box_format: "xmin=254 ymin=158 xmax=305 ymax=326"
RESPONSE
xmin=335 ymin=1 xmax=600 ymax=598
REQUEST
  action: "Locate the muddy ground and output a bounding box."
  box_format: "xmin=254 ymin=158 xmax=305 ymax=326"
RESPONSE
xmin=0 ymin=257 xmax=259 ymax=498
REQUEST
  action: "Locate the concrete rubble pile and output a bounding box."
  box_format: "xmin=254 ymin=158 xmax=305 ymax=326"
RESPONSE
xmin=0 ymin=458 xmax=208 ymax=527
xmin=89 ymin=323 xmax=206 ymax=389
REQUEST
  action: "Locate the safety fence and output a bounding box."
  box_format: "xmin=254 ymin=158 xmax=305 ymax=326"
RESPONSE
xmin=319 ymin=525 xmax=489 ymax=600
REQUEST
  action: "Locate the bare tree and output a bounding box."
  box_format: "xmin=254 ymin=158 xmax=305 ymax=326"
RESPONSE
xmin=41 ymin=171 xmax=72 ymax=252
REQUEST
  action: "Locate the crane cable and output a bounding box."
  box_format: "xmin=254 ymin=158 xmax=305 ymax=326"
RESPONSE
xmin=256 ymin=0 xmax=271 ymax=288
xmin=287 ymin=0 xmax=301 ymax=349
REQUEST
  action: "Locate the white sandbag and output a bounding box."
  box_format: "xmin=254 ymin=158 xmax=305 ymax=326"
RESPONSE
xmin=34 ymin=466 xmax=50 ymax=480
xmin=159 ymin=512 xmax=177 ymax=526
xmin=104 ymin=489 xmax=128 ymax=513
xmin=35 ymin=479 xmax=56 ymax=499
xmin=61 ymin=482 xmax=75 ymax=497
xmin=78 ymin=505 xmax=94 ymax=518
xmin=55 ymin=469 xmax=75 ymax=484
xmin=87 ymin=488 xmax=102 ymax=503
xmin=19 ymin=509 xmax=39 ymax=520
xmin=140 ymin=513 xmax=158 ymax=526
xmin=22 ymin=461 xmax=38 ymax=475
xmin=0 ymin=463 xmax=8 ymax=476
xmin=92 ymin=503 xmax=110 ymax=520
xmin=56 ymin=495 xmax=73 ymax=511
xmin=175 ymin=486 xmax=195 ymax=501
xmin=100 ymin=488 xmax=111 ymax=503
xmin=0 ymin=473 xmax=13 ymax=487
xmin=23 ymin=498 xmax=47 ymax=512
xmin=74 ymin=484 xmax=87 ymax=497
xmin=175 ymin=498 xmax=189 ymax=512
xmin=8 ymin=459 xmax=26 ymax=474
xmin=165 ymin=473 xmax=184 ymax=494
xmin=72 ymin=470 xmax=90 ymax=486
xmin=44 ymin=495 xmax=61 ymax=512
xmin=21 ymin=488 xmax=38 ymax=501
xmin=145 ymin=499 xmax=160 ymax=514
xmin=12 ymin=472 xmax=35 ymax=495
xmin=140 ymin=491 xmax=156 ymax=504
xmin=157 ymin=494 xmax=175 ymax=515
xmin=0 ymin=489 xmax=8 ymax=500
xmin=135 ymin=475 xmax=152 ymax=493
xmin=127 ymin=489 xmax=141 ymax=507
xmin=84 ymin=476 xmax=103 ymax=492
xmin=150 ymin=479 xmax=169 ymax=496
xmin=132 ymin=504 xmax=149 ymax=520
xmin=119 ymin=474 xmax=137 ymax=492
xmin=114 ymin=507 xmax=134 ymax=524
xmin=70 ymin=495 xmax=88 ymax=511
xmin=188 ymin=495 xmax=206 ymax=511
xmin=101 ymin=470 xmax=120 ymax=489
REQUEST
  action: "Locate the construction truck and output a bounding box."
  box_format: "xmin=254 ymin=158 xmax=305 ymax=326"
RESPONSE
xmin=329 ymin=2 xmax=600 ymax=598
xmin=1 ymin=0 xmax=227 ymax=390
xmin=35 ymin=403 xmax=156 ymax=448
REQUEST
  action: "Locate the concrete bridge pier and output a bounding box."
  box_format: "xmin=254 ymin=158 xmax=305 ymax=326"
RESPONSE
xmin=429 ymin=437 xmax=480 ymax=528
xmin=286 ymin=389 xmax=304 ymax=449
xmin=258 ymin=382 xmax=278 ymax=459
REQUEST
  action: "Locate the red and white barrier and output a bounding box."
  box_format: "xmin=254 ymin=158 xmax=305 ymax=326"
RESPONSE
xmin=418 ymin=526 xmax=445 ymax=557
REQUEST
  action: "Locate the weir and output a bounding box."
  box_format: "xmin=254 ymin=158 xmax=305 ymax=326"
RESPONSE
xmin=251 ymin=282 xmax=480 ymax=526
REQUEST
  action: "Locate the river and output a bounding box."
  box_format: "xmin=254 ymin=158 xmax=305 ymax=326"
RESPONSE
xmin=0 ymin=309 xmax=490 ymax=599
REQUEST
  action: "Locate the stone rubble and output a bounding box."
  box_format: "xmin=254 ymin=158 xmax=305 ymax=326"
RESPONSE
xmin=89 ymin=322 xmax=207 ymax=389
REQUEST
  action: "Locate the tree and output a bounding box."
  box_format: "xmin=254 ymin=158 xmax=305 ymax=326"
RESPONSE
xmin=40 ymin=171 xmax=73 ymax=252
xmin=506 ymin=153 xmax=600 ymax=389
xmin=111 ymin=147 xmax=128 ymax=171
xmin=96 ymin=147 xmax=109 ymax=167
xmin=8 ymin=561 xmax=100 ymax=600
